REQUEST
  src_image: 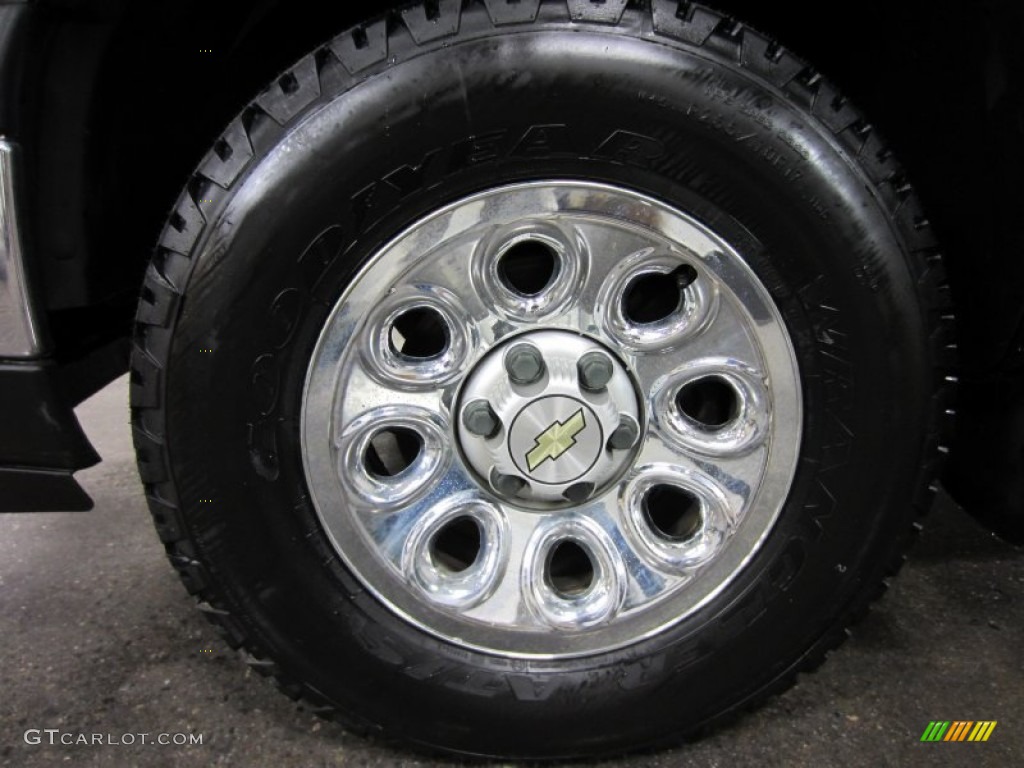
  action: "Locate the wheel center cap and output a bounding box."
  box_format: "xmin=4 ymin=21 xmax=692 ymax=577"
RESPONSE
xmin=457 ymin=330 xmax=642 ymax=506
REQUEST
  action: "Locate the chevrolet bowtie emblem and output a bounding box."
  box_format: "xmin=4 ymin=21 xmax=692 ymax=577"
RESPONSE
xmin=526 ymin=409 xmax=586 ymax=472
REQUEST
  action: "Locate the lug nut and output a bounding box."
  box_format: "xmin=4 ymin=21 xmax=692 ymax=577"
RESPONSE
xmin=562 ymin=482 xmax=595 ymax=503
xmin=578 ymin=351 xmax=614 ymax=392
xmin=505 ymin=343 xmax=546 ymax=385
xmin=608 ymin=416 xmax=640 ymax=450
xmin=490 ymin=469 xmax=527 ymax=497
xmin=463 ymin=400 xmax=501 ymax=438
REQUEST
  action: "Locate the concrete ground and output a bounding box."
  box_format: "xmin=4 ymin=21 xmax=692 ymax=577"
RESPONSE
xmin=1 ymin=376 xmax=1021 ymax=768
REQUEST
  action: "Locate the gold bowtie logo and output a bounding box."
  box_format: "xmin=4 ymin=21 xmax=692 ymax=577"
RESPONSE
xmin=526 ymin=409 xmax=586 ymax=472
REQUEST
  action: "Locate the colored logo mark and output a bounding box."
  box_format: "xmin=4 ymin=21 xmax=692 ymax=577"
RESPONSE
xmin=920 ymin=721 xmax=997 ymax=742
xmin=526 ymin=409 xmax=586 ymax=472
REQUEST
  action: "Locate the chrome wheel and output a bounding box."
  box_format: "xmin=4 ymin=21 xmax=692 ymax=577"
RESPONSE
xmin=302 ymin=181 xmax=801 ymax=657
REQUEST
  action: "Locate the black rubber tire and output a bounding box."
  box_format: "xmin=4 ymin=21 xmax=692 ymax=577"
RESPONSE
xmin=130 ymin=1 xmax=956 ymax=759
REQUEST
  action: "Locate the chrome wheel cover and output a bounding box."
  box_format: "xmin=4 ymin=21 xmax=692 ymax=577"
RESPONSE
xmin=302 ymin=181 xmax=802 ymax=657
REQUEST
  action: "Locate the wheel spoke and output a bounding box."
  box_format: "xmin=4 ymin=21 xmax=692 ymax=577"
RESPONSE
xmin=459 ymin=505 xmax=543 ymax=625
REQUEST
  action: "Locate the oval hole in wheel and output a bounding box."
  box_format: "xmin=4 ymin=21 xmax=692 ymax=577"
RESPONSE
xmin=676 ymin=375 xmax=738 ymax=429
xmin=364 ymin=427 xmax=422 ymax=478
xmin=498 ymin=239 xmax=559 ymax=296
xmin=389 ymin=307 xmax=450 ymax=359
xmin=643 ymin=484 xmax=702 ymax=542
xmin=622 ymin=264 xmax=697 ymax=324
xmin=430 ymin=516 xmax=483 ymax=573
xmin=546 ymin=540 xmax=596 ymax=598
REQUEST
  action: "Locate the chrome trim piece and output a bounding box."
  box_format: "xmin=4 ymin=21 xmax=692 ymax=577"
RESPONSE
xmin=0 ymin=139 xmax=43 ymax=357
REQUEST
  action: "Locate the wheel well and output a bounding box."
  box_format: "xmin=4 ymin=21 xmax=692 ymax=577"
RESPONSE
xmin=27 ymin=0 xmax=381 ymax=384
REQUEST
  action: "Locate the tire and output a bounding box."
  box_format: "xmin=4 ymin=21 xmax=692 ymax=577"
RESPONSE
xmin=130 ymin=1 xmax=955 ymax=759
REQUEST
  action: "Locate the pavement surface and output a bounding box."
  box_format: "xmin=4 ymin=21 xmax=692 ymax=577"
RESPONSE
xmin=0 ymin=376 xmax=1021 ymax=767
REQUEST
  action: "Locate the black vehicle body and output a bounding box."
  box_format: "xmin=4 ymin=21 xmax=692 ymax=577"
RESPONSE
xmin=0 ymin=0 xmax=1021 ymax=539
